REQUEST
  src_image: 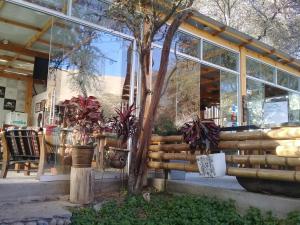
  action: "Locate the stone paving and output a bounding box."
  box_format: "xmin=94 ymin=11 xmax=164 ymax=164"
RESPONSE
xmin=0 ymin=199 xmax=75 ymax=225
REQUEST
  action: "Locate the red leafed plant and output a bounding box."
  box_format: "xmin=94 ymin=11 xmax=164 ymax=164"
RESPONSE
xmin=109 ymin=104 xmax=137 ymax=147
xmin=180 ymin=116 xmax=220 ymax=154
xmin=62 ymin=96 xmax=105 ymax=146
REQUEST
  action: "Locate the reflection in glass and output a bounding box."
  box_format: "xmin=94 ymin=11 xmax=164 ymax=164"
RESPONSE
xmin=203 ymin=41 xmax=238 ymax=71
xmin=48 ymin=20 xmax=133 ymax=117
xmin=277 ymin=69 xmax=299 ymax=91
xmin=246 ymin=57 xmax=275 ymax=83
xmin=154 ymin=26 xmax=201 ymax=58
xmin=71 ymin=0 xmax=131 ymax=34
xmin=23 ymin=0 xmax=67 ymax=12
xmin=152 ymin=48 xmax=200 ymax=135
xmin=43 ymin=19 xmax=133 ymax=175
xmin=220 ymin=71 xmax=238 ymax=127
xmin=289 ymin=92 xmax=300 ymax=123
xmin=246 ymin=79 xmax=264 ymax=126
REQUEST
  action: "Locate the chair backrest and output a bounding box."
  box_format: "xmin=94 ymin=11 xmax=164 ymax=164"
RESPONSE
xmin=3 ymin=129 xmax=40 ymax=161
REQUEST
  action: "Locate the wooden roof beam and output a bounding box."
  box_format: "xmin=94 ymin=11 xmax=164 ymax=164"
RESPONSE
xmin=0 ymin=71 xmax=31 ymax=81
xmin=0 ymin=42 xmax=49 ymax=58
xmin=0 ymin=55 xmax=34 ymax=64
xmin=239 ymin=38 xmax=253 ymax=47
xmin=0 ymin=65 xmax=32 ymax=75
xmin=0 ymin=16 xmax=42 ymax=32
xmin=211 ymin=26 xmax=226 ymax=36
xmin=282 ymin=58 xmax=295 ymax=65
xmin=262 ymin=48 xmax=276 ymax=57
xmin=191 ymin=16 xmax=299 ymax=68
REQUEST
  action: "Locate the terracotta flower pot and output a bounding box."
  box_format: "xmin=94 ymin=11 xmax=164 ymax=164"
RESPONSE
xmin=71 ymin=145 xmax=94 ymax=168
xmin=107 ymin=147 xmax=129 ymax=169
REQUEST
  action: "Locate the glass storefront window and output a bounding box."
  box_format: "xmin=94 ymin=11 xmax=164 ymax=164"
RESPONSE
xmin=154 ymin=26 xmax=200 ymax=58
xmin=203 ymin=41 xmax=238 ymax=71
xmin=152 ymin=47 xmax=200 ymax=135
xmin=48 ymin=20 xmax=133 ymax=117
xmin=246 ymin=78 xmax=300 ymax=126
xmin=246 ymin=57 xmax=276 ymax=83
xmin=220 ymin=71 xmax=238 ymax=127
xmin=277 ymin=69 xmax=299 ymax=91
xmin=289 ymin=92 xmax=300 ymax=123
xmin=246 ymin=79 xmax=264 ymax=126
xmin=173 ymin=31 xmax=200 ymax=58
xmin=24 ymin=0 xmax=67 ymax=12
xmin=71 ymin=0 xmax=131 ymax=34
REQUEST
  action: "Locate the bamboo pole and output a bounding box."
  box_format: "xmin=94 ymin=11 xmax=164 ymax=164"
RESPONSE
xmin=226 ymin=155 xmax=300 ymax=167
xmin=148 ymin=151 xmax=196 ymax=161
xmin=220 ymin=127 xmax=300 ymax=141
xmin=149 ymin=143 xmax=189 ymax=152
xmin=148 ymin=161 xmax=198 ymax=172
xmin=151 ymin=127 xmax=300 ymax=144
xmin=149 ymin=152 xmax=300 ymax=167
xmin=227 ymin=167 xmax=300 ymax=182
xmin=218 ymin=140 xmax=300 ymax=150
xmin=276 ymin=146 xmax=300 ymax=157
xmin=151 ymin=135 xmax=182 ymax=143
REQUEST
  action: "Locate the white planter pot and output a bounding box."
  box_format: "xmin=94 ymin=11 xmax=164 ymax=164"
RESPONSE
xmin=196 ymin=153 xmax=226 ymax=178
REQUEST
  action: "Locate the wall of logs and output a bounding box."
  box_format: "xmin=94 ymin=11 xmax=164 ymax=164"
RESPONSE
xmin=148 ymin=127 xmax=300 ymax=182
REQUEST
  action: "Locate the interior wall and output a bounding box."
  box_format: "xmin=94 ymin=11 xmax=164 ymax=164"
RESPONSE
xmin=0 ymin=75 xmax=27 ymax=127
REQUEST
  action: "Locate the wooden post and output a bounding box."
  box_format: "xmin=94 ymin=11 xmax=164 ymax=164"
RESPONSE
xmin=37 ymin=132 xmax=46 ymax=179
xmin=70 ymin=167 xmax=94 ymax=204
xmin=24 ymin=162 xmax=31 ymax=176
xmin=1 ymin=133 xmax=9 ymax=178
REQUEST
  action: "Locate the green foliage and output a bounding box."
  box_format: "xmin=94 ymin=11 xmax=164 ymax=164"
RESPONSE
xmin=71 ymin=194 xmax=300 ymax=225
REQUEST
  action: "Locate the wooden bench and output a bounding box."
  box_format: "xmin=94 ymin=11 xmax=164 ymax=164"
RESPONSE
xmin=0 ymin=129 xmax=45 ymax=178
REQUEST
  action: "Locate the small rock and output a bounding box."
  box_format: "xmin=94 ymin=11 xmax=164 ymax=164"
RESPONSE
xmin=93 ymin=201 xmax=107 ymax=211
xmin=25 ymin=222 xmax=37 ymax=225
xmin=37 ymin=220 xmax=48 ymax=225
xmin=64 ymin=219 xmax=71 ymax=225
xmin=49 ymin=219 xmax=56 ymax=225
xmin=56 ymin=219 xmax=64 ymax=225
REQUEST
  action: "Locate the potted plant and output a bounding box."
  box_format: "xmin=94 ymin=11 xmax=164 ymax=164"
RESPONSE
xmin=62 ymin=95 xmax=105 ymax=168
xmin=180 ymin=116 xmax=224 ymax=177
xmin=106 ymin=104 xmax=137 ymax=169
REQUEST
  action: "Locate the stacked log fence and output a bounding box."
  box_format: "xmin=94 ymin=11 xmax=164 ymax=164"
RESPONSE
xmin=148 ymin=127 xmax=300 ymax=182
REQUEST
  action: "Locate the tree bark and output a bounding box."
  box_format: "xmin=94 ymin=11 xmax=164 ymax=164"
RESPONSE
xmin=128 ymin=10 xmax=194 ymax=194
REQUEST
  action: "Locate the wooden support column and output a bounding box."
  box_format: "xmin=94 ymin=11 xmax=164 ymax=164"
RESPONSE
xmin=25 ymin=76 xmax=33 ymax=126
xmin=239 ymin=46 xmax=247 ymax=125
xmin=70 ymin=167 xmax=94 ymax=204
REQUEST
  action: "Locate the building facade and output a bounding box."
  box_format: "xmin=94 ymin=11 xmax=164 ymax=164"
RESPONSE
xmin=1 ymin=0 xmax=300 ymax=132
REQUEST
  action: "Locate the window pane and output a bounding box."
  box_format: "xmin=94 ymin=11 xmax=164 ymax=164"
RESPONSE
xmin=220 ymin=71 xmax=238 ymax=127
xmin=246 ymin=79 xmax=264 ymax=126
xmin=277 ymin=70 xmax=299 ymax=91
xmin=203 ymin=41 xmax=238 ymax=71
xmin=246 ymin=58 xmax=275 ymax=83
xmin=49 ymin=20 xmax=133 ymax=117
xmin=24 ymin=0 xmax=67 ymax=12
xmin=71 ymin=0 xmax=131 ymax=34
xmin=152 ymin=48 xmax=200 ymax=135
xmin=173 ymin=31 xmax=200 ymax=58
xmin=154 ymin=26 xmax=200 ymax=58
xmin=289 ymin=92 xmax=300 ymax=123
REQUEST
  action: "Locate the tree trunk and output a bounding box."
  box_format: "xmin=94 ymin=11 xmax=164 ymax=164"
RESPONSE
xmin=128 ymin=10 xmax=194 ymax=194
xmin=70 ymin=167 xmax=94 ymax=204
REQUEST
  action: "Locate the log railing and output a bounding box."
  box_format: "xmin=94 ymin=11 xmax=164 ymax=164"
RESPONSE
xmin=148 ymin=127 xmax=300 ymax=182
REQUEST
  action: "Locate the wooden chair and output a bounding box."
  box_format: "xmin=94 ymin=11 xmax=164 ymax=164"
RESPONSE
xmin=0 ymin=129 xmax=45 ymax=178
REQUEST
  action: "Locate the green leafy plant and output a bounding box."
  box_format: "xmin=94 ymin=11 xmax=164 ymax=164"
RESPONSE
xmin=180 ymin=116 xmax=220 ymax=154
xmin=71 ymin=194 xmax=300 ymax=225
